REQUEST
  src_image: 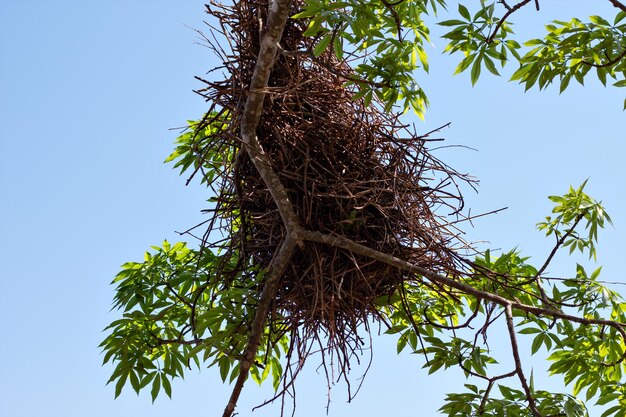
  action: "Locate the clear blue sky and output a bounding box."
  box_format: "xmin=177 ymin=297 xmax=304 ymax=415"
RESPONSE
xmin=1 ymin=1 xmax=624 ymax=416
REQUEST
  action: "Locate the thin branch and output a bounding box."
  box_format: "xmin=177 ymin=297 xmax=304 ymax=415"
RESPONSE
xmin=379 ymin=0 xmax=404 ymax=41
xmin=422 ymin=300 xmax=480 ymax=330
xmin=533 ymin=213 xmax=586 ymax=304
xmin=499 ymin=0 xmax=512 ymax=11
xmin=581 ymin=48 xmax=626 ymax=68
xmin=487 ymin=0 xmax=533 ymax=44
xmin=478 ymin=371 xmax=518 ymax=413
xmin=608 ymin=0 xmax=626 ymax=12
xmin=505 ymin=304 xmax=541 ymax=417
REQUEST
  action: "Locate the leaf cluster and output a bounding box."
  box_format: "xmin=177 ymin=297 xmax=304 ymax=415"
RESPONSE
xmin=440 ymin=2 xmax=626 ymax=109
xmin=296 ymin=0 xmax=626 ymax=113
xmin=100 ymin=240 xmax=288 ymax=400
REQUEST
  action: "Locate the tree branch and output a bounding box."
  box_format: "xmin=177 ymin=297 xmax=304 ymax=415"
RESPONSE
xmin=487 ymin=0 xmax=533 ymax=44
xmin=505 ymin=304 xmax=541 ymax=417
xmin=240 ymin=0 xmax=301 ymax=237
xmin=608 ymin=0 xmax=626 ymax=12
xmin=582 ymin=48 xmax=626 ymax=69
xmin=533 ymin=213 xmax=586 ymax=305
xmin=301 ymin=230 xmax=626 ymax=340
xmin=222 ymin=237 xmax=298 ymax=417
xmin=221 ymin=0 xmax=300 ymax=415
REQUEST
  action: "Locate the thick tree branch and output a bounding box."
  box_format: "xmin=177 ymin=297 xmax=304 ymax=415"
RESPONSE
xmin=222 ymin=237 xmax=297 ymax=417
xmin=222 ymin=0 xmax=299 ymax=415
xmin=240 ymin=0 xmax=301 ymax=237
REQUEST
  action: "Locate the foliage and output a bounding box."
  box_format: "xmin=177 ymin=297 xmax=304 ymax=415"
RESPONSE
xmin=100 ymin=239 xmax=289 ymax=400
xmin=440 ymin=4 xmax=626 ymax=106
xmin=381 ymin=182 xmax=623 ymax=417
xmin=296 ymin=0 xmax=626 ymax=112
xmin=102 ymin=1 xmax=626 ymax=416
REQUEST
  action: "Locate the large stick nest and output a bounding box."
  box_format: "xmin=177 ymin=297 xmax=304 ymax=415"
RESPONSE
xmin=192 ymin=0 xmax=474 ymax=391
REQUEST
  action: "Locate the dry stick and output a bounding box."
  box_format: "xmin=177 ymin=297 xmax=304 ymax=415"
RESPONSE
xmin=222 ymin=0 xmax=301 ymax=416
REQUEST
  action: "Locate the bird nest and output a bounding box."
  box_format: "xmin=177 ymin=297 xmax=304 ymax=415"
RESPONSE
xmin=190 ymin=0 xmax=474 ymax=396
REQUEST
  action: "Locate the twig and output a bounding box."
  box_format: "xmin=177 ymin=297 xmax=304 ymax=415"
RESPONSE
xmin=505 ymin=304 xmax=541 ymax=417
xmin=608 ymin=0 xmax=626 ymax=12
xmin=533 ymin=213 xmax=586 ymax=305
xmin=581 ymin=48 xmax=626 ymax=68
xmin=487 ymin=0 xmax=533 ymax=44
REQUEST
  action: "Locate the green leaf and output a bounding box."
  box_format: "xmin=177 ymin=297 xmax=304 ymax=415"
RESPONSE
xmin=454 ymin=54 xmax=475 ymax=75
xmin=518 ymin=327 xmax=542 ymax=335
xmin=397 ymin=332 xmax=409 ymax=353
xmin=151 ymin=373 xmax=161 ymax=402
xmin=483 ymin=55 xmax=500 ymax=76
xmin=129 ymin=370 xmax=140 ymax=394
xmin=139 ymin=373 xmax=156 ymax=390
xmin=219 ymin=355 xmax=231 ymax=382
xmin=302 ymin=20 xmax=322 ymax=37
xmin=291 ymin=6 xmax=321 ymax=19
xmin=313 ymin=33 xmax=332 ymax=57
xmin=560 ymin=74 xmax=572 ymax=93
xmin=161 ymin=374 xmax=172 ymax=398
xmin=114 ymin=372 xmax=128 ymax=399
xmin=470 ymin=55 xmax=482 ymax=85
xmin=439 ymin=19 xmax=467 ymax=27
xmin=458 ymin=4 xmax=471 ymax=21
xmin=600 ymin=405 xmax=623 ymax=417
xmin=589 ymin=15 xmax=610 ymax=26
xmin=417 ymin=47 xmax=429 ymax=72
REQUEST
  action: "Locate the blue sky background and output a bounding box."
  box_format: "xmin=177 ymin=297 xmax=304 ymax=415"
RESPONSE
xmin=1 ymin=1 xmax=624 ymax=416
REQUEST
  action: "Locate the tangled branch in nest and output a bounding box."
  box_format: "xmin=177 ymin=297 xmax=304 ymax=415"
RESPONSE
xmin=188 ymin=0 xmax=476 ymax=403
